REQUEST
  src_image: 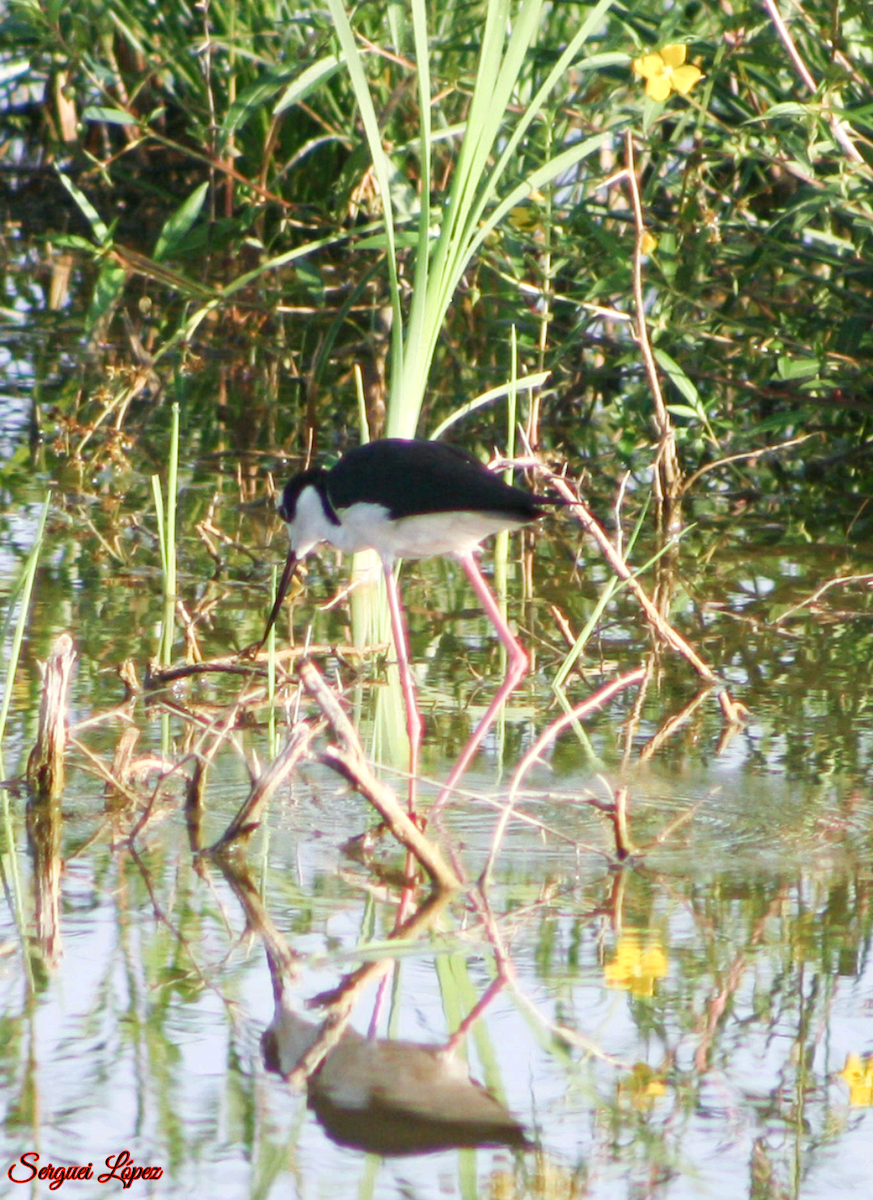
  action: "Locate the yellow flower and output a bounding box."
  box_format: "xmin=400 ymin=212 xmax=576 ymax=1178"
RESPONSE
xmin=839 ymin=1053 xmax=873 ymax=1106
xmin=604 ymin=933 xmax=668 ymax=998
xmin=508 ymin=190 xmax=547 ymax=234
xmin=633 ymin=44 xmax=703 ymax=101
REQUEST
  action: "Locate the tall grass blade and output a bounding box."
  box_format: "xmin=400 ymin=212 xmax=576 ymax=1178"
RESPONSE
xmin=0 ymin=491 xmax=51 ymax=989
xmin=153 ymin=403 xmax=180 ymax=668
xmin=0 ymin=492 xmax=52 ymax=769
xmin=325 ymin=0 xmax=405 ymax=384
xmin=429 ymin=374 xmax=550 ymax=441
xmin=390 ymin=0 xmax=616 ymax=436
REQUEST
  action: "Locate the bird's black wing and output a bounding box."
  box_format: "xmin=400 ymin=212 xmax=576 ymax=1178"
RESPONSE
xmin=326 ymin=439 xmax=551 ymax=521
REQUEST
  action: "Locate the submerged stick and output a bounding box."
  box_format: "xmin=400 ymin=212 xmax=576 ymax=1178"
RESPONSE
xmin=27 ymin=632 xmax=77 ymax=801
xmin=298 ymin=659 xmax=461 ymax=892
xmin=213 ymin=721 xmax=318 ymax=849
xmin=480 ymin=668 xmax=647 ymax=886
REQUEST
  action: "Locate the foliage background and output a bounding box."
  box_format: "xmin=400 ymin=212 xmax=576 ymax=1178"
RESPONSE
xmin=2 ymin=0 xmax=871 ymax=531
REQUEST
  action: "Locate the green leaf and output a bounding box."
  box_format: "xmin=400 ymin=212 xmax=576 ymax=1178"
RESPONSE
xmin=82 ymin=105 xmax=139 ymax=126
xmin=746 ymin=102 xmax=816 ymax=123
xmin=654 ymin=347 xmax=699 ymax=406
xmin=654 ymin=347 xmax=719 ymax=445
xmin=154 ymin=182 xmax=210 ymax=262
xmin=86 ymin=258 xmax=127 ymax=339
xmin=666 ymin=403 xmax=702 ymax=421
xmin=642 ymin=94 xmax=665 ymax=135
xmin=49 ymin=234 xmax=99 ymax=252
xmin=273 ymin=54 xmax=343 ymax=115
xmin=222 ymin=69 xmax=295 ymax=142
xmin=294 ymin=259 xmax=325 ymax=302
xmin=56 ymin=170 xmax=111 ymax=246
xmin=775 ymin=357 xmax=819 ymax=381
xmin=574 ymin=51 xmax=633 ymax=71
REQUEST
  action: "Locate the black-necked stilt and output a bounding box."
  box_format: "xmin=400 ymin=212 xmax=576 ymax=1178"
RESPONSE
xmin=261 ymin=438 xmax=561 ymax=807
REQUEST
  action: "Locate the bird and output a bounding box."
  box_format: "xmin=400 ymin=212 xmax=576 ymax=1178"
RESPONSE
xmin=260 ymin=438 xmax=561 ymax=809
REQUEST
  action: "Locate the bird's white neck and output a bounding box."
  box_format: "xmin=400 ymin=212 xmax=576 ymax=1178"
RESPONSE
xmin=287 ymin=483 xmax=395 ymax=559
xmin=286 ymin=483 xmax=340 ymax=558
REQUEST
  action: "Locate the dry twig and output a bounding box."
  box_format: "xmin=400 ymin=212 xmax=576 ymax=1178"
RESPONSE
xmin=299 ymin=659 xmax=461 ymax=891
xmin=538 ymin=465 xmax=748 ymax=726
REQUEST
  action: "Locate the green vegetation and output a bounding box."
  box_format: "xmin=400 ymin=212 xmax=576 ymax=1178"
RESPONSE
xmin=0 ymin=493 xmax=51 ymax=771
xmin=2 ymin=0 xmax=871 ymax=522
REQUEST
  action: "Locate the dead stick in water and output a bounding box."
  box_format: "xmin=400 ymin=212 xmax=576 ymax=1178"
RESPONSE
xmin=540 ymin=469 xmax=748 ymax=726
xmin=27 ymin=632 xmax=77 ymax=801
xmin=298 ymin=659 xmax=461 ymax=892
xmin=212 ymin=720 xmax=320 ymax=850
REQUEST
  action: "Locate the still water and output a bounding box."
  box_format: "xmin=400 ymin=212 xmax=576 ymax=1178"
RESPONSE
xmin=1 ymin=447 xmax=872 ymax=1198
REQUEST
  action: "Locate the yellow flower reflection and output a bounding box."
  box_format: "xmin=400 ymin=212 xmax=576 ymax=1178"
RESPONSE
xmin=487 ymin=1154 xmax=584 ymax=1200
xmin=620 ymin=1062 xmax=668 ymax=1111
xmin=604 ymin=933 xmax=668 ymax=997
xmin=633 ymin=44 xmax=703 ymax=101
xmin=839 ymin=1053 xmax=873 ymax=1106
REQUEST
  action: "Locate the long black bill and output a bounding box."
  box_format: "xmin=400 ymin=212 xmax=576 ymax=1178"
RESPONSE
xmin=256 ymin=550 xmax=298 ymax=651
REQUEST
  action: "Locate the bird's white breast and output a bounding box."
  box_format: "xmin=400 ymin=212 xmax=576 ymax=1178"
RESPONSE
xmin=335 ymin=505 xmax=525 ymax=561
xmin=286 ymin=486 xmax=527 ymax=563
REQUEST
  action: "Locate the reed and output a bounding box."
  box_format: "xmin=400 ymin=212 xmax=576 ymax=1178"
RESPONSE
xmin=0 ymin=493 xmax=52 ymax=769
xmin=0 ymin=492 xmax=51 ymax=989
xmin=152 ymin=403 xmax=181 ymax=668
xmin=267 ymin=565 xmax=278 ymax=760
xmin=327 ymin=0 xmax=617 ymax=439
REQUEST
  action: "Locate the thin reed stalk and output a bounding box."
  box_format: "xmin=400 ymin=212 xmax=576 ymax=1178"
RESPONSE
xmin=0 ymin=493 xmax=52 ymax=771
xmin=0 ymin=491 xmax=51 ymax=991
xmin=152 ymin=403 xmax=180 ymax=668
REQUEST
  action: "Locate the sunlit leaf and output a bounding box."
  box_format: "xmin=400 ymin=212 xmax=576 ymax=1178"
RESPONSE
xmin=154 ymin=182 xmax=209 ymax=262
xmin=56 ymin=170 xmax=111 ymax=245
xmin=776 ymin=356 xmax=820 ymax=381
xmin=274 ymin=54 xmax=343 ymax=114
xmin=82 ymin=105 xmax=139 ymax=126
xmin=221 ymin=70 xmax=293 ymax=141
xmin=746 ymin=101 xmax=816 ymax=122
xmin=86 ymin=257 xmax=127 ymax=339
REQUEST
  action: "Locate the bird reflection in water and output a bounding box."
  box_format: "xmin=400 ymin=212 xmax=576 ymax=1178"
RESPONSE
xmin=262 ymin=1001 xmax=529 ymax=1156
xmin=215 ymin=793 xmax=529 ymax=1157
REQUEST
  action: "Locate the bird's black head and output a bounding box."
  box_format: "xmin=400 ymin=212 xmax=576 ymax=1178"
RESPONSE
xmin=277 ymin=468 xmax=329 ymax=523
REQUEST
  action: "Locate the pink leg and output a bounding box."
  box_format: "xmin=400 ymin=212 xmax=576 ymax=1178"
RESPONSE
xmin=433 ymin=551 xmax=529 ymax=810
xmin=383 ymin=561 xmax=422 ymax=812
